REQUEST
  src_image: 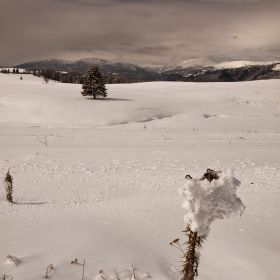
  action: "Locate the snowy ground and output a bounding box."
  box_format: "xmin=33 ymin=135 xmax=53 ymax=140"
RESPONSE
xmin=0 ymin=74 xmax=280 ymax=280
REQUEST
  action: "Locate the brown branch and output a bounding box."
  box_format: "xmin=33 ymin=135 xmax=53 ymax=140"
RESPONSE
xmin=162 ymin=134 xmax=172 ymax=140
xmin=132 ymin=265 xmax=136 ymax=280
xmin=82 ymin=259 xmax=85 ymax=280
xmin=40 ymin=136 xmax=48 ymax=147
xmin=45 ymin=264 xmax=54 ymax=279
xmin=113 ymin=268 xmax=121 ymax=280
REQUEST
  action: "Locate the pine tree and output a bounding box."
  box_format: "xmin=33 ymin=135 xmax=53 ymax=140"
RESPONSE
xmin=13 ymin=68 xmax=15 ymax=74
xmin=81 ymin=66 xmax=107 ymax=99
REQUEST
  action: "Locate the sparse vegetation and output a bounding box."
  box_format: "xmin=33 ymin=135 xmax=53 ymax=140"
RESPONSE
xmin=4 ymin=170 xmax=13 ymax=203
xmin=45 ymin=264 xmax=54 ymax=279
xmin=99 ymin=265 xmax=137 ymax=280
xmin=39 ymin=136 xmax=48 ymax=147
xmin=43 ymin=76 xmax=50 ymax=84
xmin=175 ymin=169 xmax=245 ymax=280
xmin=6 ymin=254 xmax=18 ymax=266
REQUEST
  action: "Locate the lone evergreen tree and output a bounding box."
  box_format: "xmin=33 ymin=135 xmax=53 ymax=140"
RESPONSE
xmin=81 ymin=66 xmax=107 ymax=99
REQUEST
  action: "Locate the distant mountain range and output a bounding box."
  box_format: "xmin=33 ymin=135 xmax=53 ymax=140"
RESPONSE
xmin=15 ymin=58 xmax=280 ymax=82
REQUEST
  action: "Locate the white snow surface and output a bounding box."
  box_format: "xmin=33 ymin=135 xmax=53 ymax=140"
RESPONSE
xmin=214 ymin=60 xmax=280 ymax=69
xmin=0 ymin=74 xmax=280 ymax=280
xmin=272 ymin=64 xmax=280 ymax=71
xmin=179 ymin=169 xmax=245 ymax=236
xmin=178 ymin=58 xmax=215 ymax=68
xmin=175 ymin=59 xmax=280 ymax=69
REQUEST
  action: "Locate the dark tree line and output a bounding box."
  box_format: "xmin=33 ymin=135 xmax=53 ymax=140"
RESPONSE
xmin=28 ymin=68 xmax=131 ymax=84
xmin=31 ymin=68 xmax=82 ymax=83
xmin=1 ymin=67 xmax=139 ymax=83
xmin=1 ymin=68 xmax=33 ymax=74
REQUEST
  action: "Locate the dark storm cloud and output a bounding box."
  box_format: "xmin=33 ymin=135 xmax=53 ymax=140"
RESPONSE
xmin=136 ymin=45 xmax=171 ymax=55
xmin=0 ymin=0 xmax=279 ymax=66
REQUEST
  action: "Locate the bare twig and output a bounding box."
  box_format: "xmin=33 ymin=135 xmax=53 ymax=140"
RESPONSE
xmin=45 ymin=264 xmax=54 ymax=279
xmin=162 ymin=134 xmax=172 ymax=140
xmin=6 ymin=255 xmax=17 ymax=266
xmin=170 ymin=238 xmax=185 ymax=254
xmin=132 ymin=265 xmax=137 ymax=280
xmin=99 ymin=270 xmax=113 ymax=280
xmin=113 ymin=268 xmax=121 ymax=280
xmin=82 ymin=259 xmax=85 ymax=280
xmin=12 ymin=258 xmax=17 ymax=267
xmin=40 ymin=136 xmax=48 ymax=147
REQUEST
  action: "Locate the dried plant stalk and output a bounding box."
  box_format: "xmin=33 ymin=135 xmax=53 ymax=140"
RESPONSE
xmin=199 ymin=168 xmax=221 ymax=182
xmin=4 ymin=170 xmax=13 ymax=203
xmin=45 ymin=264 xmax=54 ymax=279
xmin=82 ymin=259 xmax=85 ymax=280
xmin=181 ymin=226 xmax=206 ymax=280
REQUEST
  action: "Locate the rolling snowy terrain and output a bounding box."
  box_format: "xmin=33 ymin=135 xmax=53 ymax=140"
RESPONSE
xmin=0 ymin=74 xmax=280 ymax=280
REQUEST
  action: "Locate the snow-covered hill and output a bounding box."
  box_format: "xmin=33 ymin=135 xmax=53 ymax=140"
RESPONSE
xmin=214 ymin=60 xmax=280 ymax=69
xmin=0 ymin=74 xmax=280 ymax=280
xmin=174 ymin=58 xmax=280 ymax=69
xmin=177 ymin=58 xmax=215 ymax=68
xmin=15 ymin=57 xmax=280 ymax=84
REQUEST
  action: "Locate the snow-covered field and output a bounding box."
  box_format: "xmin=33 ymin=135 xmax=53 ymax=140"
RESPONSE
xmin=0 ymin=74 xmax=279 ymax=280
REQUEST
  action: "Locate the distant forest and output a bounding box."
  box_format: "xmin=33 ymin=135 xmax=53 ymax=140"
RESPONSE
xmin=0 ymin=68 xmax=132 ymax=84
xmin=31 ymin=68 xmax=132 ymax=84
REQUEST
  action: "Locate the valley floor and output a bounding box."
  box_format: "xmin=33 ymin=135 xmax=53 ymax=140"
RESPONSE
xmin=0 ymin=75 xmax=279 ymax=279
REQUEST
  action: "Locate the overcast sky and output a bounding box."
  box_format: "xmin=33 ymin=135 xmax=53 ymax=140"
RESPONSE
xmin=0 ymin=0 xmax=279 ymax=66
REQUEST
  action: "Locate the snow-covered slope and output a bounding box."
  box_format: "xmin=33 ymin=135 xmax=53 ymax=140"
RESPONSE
xmin=214 ymin=60 xmax=280 ymax=69
xmin=175 ymin=58 xmax=280 ymax=69
xmin=0 ymin=74 xmax=280 ymax=280
xmin=178 ymin=58 xmax=215 ymax=68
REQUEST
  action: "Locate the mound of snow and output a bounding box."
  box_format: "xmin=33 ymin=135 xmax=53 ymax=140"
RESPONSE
xmin=179 ymin=169 xmax=245 ymax=236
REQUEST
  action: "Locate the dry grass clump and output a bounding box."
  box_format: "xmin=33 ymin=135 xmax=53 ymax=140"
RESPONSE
xmin=99 ymin=265 xmax=137 ymax=280
xmin=45 ymin=264 xmax=54 ymax=279
xmin=4 ymin=170 xmax=13 ymax=203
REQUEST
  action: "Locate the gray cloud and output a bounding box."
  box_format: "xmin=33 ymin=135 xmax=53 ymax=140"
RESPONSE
xmin=229 ymin=35 xmax=239 ymax=40
xmin=0 ymin=0 xmax=279 ymax=66
xmin=197 ymin=0 xmax=262 ymax=3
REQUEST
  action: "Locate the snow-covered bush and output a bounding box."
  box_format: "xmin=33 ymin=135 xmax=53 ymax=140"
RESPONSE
xmin=177 ymin=168 xmax=245 ymax=280
xmin=179 ymin=168 xmax=245 ymax=236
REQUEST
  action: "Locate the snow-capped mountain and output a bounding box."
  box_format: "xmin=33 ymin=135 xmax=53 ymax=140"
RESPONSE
xmin=15 ymin=57 xmax=280 ymax=82
xmin=177 ymin=58 xmax=215 ymax=68
xmin=213 ymin=60 xmax=280 ymax=69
